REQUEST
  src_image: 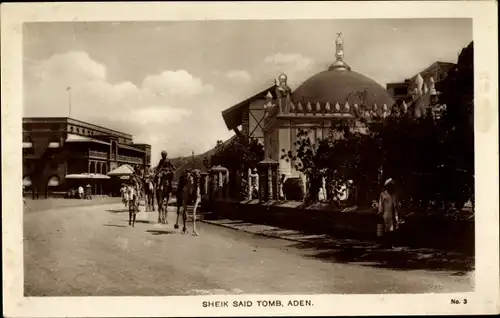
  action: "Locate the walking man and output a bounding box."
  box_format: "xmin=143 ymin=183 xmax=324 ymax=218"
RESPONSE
xmin=78 ymin=185 xmax=84 ymax=199
xmin=377 ymin=178 xmax=401 ymax=248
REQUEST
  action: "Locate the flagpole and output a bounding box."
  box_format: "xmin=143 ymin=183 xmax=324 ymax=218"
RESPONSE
xmin=67 ymin=86 xmax=72 ymax=118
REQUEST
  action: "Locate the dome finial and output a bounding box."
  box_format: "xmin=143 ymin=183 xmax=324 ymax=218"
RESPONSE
xmin=329 ymin=32 xmax=351 ymax=71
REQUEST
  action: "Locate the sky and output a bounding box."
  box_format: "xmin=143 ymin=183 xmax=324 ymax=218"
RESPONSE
xmin=23 ymin=18 xmax=472 ymax=163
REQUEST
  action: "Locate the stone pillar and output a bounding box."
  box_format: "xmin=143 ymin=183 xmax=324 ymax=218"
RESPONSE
xmin=267 ymin=165 xmax=273 ymax=200
xmin=200 ymin=173 xmax=208 ymax=196
xmin=258 ymin=159 xmax=280 ymax=201
xmin=218 ymin=171 xmax=223 ymax=200
xmin=225 ymin=170 xmax=230 ymax=199
xmin=247 ymin=168 xmax=252 ymax=200
xmin=211 ymin=171 xmax=217 ymax=199
xmin=258 ymin=167 xmax=267 ymax=201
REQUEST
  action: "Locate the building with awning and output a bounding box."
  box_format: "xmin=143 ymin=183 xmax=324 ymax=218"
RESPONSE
xmin=22 ymin=117 xmax=151 ymax=197
xmin=107 ymin=164 xmax=134 ymax=176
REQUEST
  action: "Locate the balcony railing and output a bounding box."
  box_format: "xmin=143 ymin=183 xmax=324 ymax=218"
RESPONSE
xmin=116 ymin=155 xmax=143 ymax=164
xmin=88 ymin=150 xmax=108 ymax=159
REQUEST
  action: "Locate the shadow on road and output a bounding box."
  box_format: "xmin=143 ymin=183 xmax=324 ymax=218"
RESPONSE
xmin=289 ymin=238 xmax=474 ymax=272
xmin=135 ymin=220 xmax=153 ymax=224
xmin=146 ymin=229 xmax=176 ymax=235
xmin=103 ymin=224 xmax=127 ymax=228
xmin=106 ymin=209 xmax=128 ymax=213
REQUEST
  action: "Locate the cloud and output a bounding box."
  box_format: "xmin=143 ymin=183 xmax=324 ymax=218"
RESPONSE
xmin=142 ymin=70 xmax=214 ymax=97
xmin=24 ymin=50 xmax=231 ymax=164
xmin=225 ymin=70 xmax=251 ymax=83
xmin=263 ymin=53 xmax=314 ymax=72
xmin=261 ymin=53 xmax=317 ymax=89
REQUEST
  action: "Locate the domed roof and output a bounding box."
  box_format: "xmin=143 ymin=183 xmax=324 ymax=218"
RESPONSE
xmin=292 ymin=69 xmax=394 ymax=109
xmin=291 ymin=32 xmax=394 ymax=110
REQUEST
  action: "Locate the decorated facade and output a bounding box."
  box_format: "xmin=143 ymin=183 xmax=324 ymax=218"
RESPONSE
xmin=23 ymin=117 xmax=151 ymax=197
xmin=220 ymin=33 xmax=450 ymax=202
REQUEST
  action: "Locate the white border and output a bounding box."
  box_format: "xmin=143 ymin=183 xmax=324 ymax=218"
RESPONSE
xmin=2 ymin=1 xmax=499 ymax=316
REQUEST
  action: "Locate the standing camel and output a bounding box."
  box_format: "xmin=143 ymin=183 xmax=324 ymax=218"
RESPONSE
xmin=174 ymin=169 xmax=201 ymax=235
xmin=155 ymin=168 xmax=174 ymax=224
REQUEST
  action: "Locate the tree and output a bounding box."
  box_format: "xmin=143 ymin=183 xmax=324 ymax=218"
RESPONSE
xmin=210 ymin=137 xmax=264 ymax=200
xmin=210 ymin=137 xmax=264 ymax=171
xmin=281 ymin=42 xmax=474 ymax=212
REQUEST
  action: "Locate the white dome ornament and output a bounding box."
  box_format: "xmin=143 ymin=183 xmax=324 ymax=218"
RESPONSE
xmin=345 ymin=102 xmax=350 ymax=113
xmin=335 ymin=102 xmax=341 ymax=112
xmin=316 ymin=102 xmax=321 ymax=113
xmin=325 ymin=102 xmax=331 ymax=112
xmin=306 ymin=102 xmax=312 ymax=112
xmin=297 ymin=102 xmax=303 ymax=112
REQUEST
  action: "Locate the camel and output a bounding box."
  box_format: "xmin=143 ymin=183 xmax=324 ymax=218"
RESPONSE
xmin=174 ymin=169 xmax=201 ymax=236
xmin=155 ymin=167 xmax=174 ymax=224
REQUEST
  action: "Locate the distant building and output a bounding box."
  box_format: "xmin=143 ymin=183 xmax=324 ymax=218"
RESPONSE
xmin=23 ymin=117 xmax=151 ymax=197
xmin=386 ymin=61 xmax=456 ymax=100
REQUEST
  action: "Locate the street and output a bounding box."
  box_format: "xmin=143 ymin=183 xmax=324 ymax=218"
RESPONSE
xmin=24 ymin=199 xmax=473 ymax=296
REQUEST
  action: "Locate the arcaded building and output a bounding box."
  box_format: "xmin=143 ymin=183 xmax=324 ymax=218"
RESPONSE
xmin=23 ymin=117 xmax=151 ymax=197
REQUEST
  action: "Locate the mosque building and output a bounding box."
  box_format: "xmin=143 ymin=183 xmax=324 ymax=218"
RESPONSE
xmin=222 ymin=33 xmax=394 ymax=183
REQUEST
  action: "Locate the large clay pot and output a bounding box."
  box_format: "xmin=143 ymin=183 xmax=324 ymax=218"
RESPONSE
xmin=283 ymin=177 xmax=305 ymax=201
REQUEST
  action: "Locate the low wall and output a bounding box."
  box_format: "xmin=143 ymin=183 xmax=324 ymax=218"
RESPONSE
xmin=208 ymin=199 xmax=474 ymax=254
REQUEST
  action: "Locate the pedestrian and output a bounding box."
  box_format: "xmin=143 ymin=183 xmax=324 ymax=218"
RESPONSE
xmin=78 ymin=185 xmax=84 ymax=199
xmin=128 ymin=184 xmax=138 ymax=226
xmin=377 ymin=178 xmax=401 ymax=248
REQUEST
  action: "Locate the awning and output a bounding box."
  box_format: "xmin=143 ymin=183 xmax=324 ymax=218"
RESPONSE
xmin=48 ymin=176 xmax=60 ymax=186
xmin=66 ymin=133 xmax=110 ymax=145
xmin=65 ymin=173 xmax=111 ymax=180
xmin=107 ymin=164 xmax=134 ymax=176
xmin=23 ymin=142 xmax=33 ymax=148
xmin=48 ymin=142 xmax=60 ymax=148
xmin=23 ymin=176 xmax=32 ymax=187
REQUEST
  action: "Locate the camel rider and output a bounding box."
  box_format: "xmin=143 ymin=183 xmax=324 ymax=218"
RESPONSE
xmin=156 ymin=151 xmax=175 ymax=173
xmin=154 ymin=151 xmax=176 ymax=184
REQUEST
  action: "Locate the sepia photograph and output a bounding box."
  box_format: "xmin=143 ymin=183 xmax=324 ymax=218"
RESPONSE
xmin=2 ymin=1 xmax=499 ymax=317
